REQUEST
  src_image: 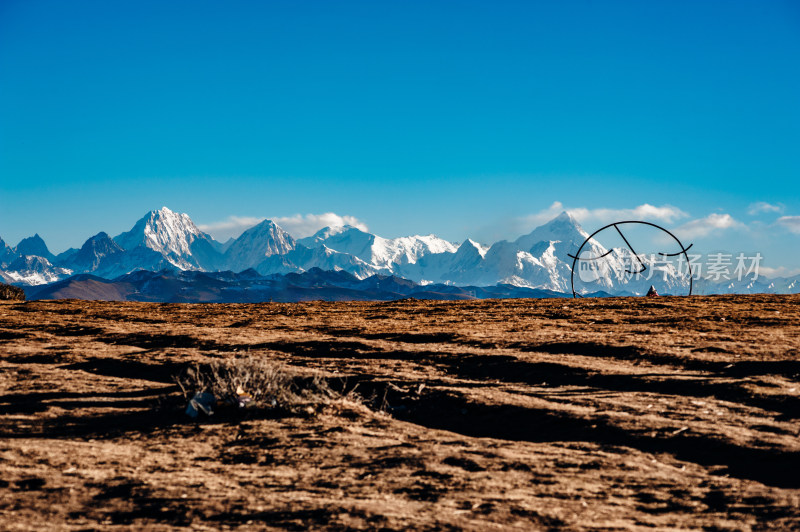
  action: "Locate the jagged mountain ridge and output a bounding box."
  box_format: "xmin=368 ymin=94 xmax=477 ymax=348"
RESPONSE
xmin=0 ymin=206 xmax=795 ymax=296
xmin=65 ymin=232 xmax=124 ymax=272
xmin=113 ymin=207 xmax=222 ymax=271
xmin=0 ymin=255 xmax=71 ymax=286
xmin=223 ymin=219 xmax=296 ymax=271
xmin=297 ymin=226 xmax=458 ymax=270
xmin=15 ymin=234 xmax=56 ymax=262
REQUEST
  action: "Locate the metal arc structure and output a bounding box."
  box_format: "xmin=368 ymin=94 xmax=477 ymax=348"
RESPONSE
xmin=568 ymin=220 xmax=693 ymax=298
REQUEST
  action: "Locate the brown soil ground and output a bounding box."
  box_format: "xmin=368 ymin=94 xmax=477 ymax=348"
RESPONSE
xmin=1 ymin=295 xmax=799 ymax=531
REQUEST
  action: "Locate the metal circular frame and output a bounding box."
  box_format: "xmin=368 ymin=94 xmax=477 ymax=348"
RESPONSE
xmin=568 ymin=220 xmax=693 ymax=298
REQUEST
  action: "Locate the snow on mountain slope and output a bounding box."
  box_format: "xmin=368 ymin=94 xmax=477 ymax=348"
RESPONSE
xmin=394 ymin=211 xmax=689 ymax=295
xmin=282 ymin=210 xmax=692 ymax=294
xmin=402 ymin=215 xmax=591 ymax=290
xmin=477 ymin=240 xmax=567 ymax=290
xmin=692 ymin=274 xmax=800 ymax=295
xmin=0 ymin=208 xmax=776 ymax=296
xmin=387 ymin=234 xmax=459 ymax=265
xmin=56 ymin=231 xmax=180 ymax=279
xmin=298 ymin=226 xmax=458 ymax=271
xmin=224 ymin=219 xmax=296 ymax=271
xmin=114 ymin=207 xmax=222 ymax=270
xmin=3 ymin=255 xmax=72 ymax=286
xmin=297 ymin=226 xmax=373 ymax=262
xmin=397 ymin=238 xmax=488 ymax=284
xmin=255 ymin=244 xmax=380 ymax=279
xmin=515 ymin=211 xmax=589 ymax=251
xmin=572 ymin=245 xmax=691 ymax=296
xmin=97 ymin=247 xmax=178 ymax=279
xmin=296 ymin=225 xmax=351 ymax=246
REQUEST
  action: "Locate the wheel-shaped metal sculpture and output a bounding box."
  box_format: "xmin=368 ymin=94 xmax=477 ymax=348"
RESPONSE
xmin=568 ymin=220 xmax=693 ymax=298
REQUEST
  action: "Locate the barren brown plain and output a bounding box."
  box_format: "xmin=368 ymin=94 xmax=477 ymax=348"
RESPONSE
xmin=1 ymin=295 xmax=799 ymax=530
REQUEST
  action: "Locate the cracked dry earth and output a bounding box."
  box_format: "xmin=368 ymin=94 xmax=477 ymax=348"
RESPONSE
xmin=1 ymin=295 xmax=799 ymax=531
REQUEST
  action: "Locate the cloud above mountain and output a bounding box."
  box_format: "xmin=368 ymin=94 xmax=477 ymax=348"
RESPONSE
xmin=517 ymin=202 xmax=757 ymax=244
xmin=270 ymin=213 xmax=369 ymax=238
xmin=197 ymin=216 xmax=266 ymax=241
xmin=199 ymin=213 xmax=369 ymax=241
xmin=518 ymin=201 xmax=689 ymax=232
xmin=759 ymin=265 xmax=800 ymax=278
xmin=674 ymin=213 xmax=744 ymax=239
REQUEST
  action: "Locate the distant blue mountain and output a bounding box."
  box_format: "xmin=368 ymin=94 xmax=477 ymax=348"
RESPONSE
xmin=23 ymin=267 xmax=574 ymax=303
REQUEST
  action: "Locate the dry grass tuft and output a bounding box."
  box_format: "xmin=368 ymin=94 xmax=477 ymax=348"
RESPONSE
xmin=175 ymin=354 xmax=338 ymax=414
xmin=0 ymin=282 xmax=25 ymax=301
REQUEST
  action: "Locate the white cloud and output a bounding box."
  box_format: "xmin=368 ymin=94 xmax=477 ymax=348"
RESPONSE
xmin=674 ymin=213 xmax=744 ymax=239
xmin=747 ymin=201 xmax=784 ymax=216
xmin=776 ymin=215 xmax=800 ymax=234
xmin=758 ymin=266 xmax=800 ymax=278
xmin=270 ymin=213 xmax=369 ymax=238
xmin=519 ymin=201 xmax=689 ymax=230
xmin=198 ymin=212 xmax=369 ymax=242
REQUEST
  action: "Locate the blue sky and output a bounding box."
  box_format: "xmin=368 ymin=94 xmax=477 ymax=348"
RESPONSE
xmin=1 ymin=1 xmax=799 ymax=275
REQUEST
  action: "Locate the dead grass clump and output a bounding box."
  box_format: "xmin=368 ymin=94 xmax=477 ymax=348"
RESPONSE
xmin=0 ymin=282 xmax=25 ymax=301
xmin=176 ymin=354 xmax=337 ymax=414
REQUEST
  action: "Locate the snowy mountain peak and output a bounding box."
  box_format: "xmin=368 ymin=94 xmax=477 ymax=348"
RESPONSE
xmin=4 ymin=254 xmax=71 ymax=286
xmin=300 ymin=225 xmax=357 ymax=245
xmin=543 ymin=211 xmax=585 ymax=233
xmin=515 ymin=211 xmax=589 ymax=252
xmin=404 ymin=234 xmax=459 ymax=255
xmin=298 ymin=226 xmax=457 ymax=270
xmin=554 ymin=210 xmax=578 ymax=223
xmin=114 ymin=207 xmax=215 ymax=270
xmin=223 ymin=219 xmax=296 ymax=271
xmin=297 ymin=226 xmax=375 ymax=262
xmin=116 ymin=208 xmax=200 ymax=247
xmin=3 ymin=209 xmax=786 ymax=296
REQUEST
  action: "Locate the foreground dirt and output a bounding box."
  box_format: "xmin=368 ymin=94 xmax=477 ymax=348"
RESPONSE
xmin=1 ymin=295 xmax=799 ymax=531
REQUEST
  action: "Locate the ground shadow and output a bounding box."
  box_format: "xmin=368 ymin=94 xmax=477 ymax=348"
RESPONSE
xmin=400 ymin=388 xmax=800 ymax=490
xmin=0 ymin=386 xmax=177 ymax=416
xmin=97 ymin=332 xmax=215 ymax=350
xmin=433 ymin=352 xmax=800 ymax=420
xmin=63 ymin=357 xmax=187 ymax=384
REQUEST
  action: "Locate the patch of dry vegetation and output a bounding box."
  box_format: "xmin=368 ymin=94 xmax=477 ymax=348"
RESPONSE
xmin=175 ymin=354 xmax=341 ymax=415
xmin=0 ymin=282 xmax=24 ymax=301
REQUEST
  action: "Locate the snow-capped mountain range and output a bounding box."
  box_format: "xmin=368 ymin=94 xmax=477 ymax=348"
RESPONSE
xmin=1 ymin=206 xmax=797 ymax=297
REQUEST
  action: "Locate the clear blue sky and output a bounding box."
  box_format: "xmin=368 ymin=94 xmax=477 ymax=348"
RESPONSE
xmin=1 ymin=1 xmax=799 ymax=273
